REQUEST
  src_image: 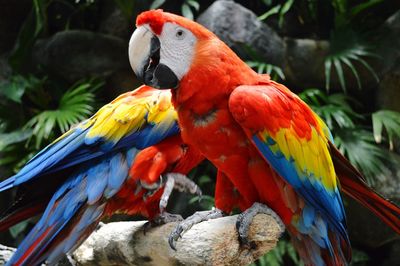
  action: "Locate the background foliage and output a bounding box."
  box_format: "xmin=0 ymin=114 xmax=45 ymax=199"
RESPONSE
xmin=0 ymin=0 xmax=399 ymax=265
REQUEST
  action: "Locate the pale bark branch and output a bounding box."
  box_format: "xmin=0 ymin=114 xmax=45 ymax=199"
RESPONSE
xmin=1 ymin=214 xmax=284 ymax=266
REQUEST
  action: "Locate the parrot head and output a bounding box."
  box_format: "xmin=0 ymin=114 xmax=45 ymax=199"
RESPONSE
xmin=129 ymin=10 xmax=213 ymax=90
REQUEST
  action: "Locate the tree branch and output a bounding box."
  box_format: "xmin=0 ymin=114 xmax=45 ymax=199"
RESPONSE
xmin=1 ymin=214 xmax=284 ymax=266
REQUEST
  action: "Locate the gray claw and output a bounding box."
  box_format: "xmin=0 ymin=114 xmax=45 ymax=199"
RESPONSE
xmin=159 ymin=173 xmax=203 ymax=213
xmin=168 ymin=208 xmax=224 ymax=251
xmin=236 ymin=202 xmax=284 ymax=248
xmin=143 ymin=212 xmax=183 ymax=235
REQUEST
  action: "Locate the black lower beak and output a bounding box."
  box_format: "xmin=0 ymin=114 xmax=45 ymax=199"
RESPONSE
xmin=141 ymin=36 xmax=179 ymax=89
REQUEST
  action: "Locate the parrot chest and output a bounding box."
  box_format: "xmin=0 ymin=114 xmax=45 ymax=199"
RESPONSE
xmin=178 ymin=106 xmax=250 ymax=160
xmin=177 ymin=105 xmax=296 ymax=224
xmin=177 ymin=106 xmax=263 ymax=200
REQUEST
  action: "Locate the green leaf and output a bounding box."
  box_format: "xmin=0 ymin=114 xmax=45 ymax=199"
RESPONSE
xmin=150 ymin=0 xmax=166 ymax=9
xmin=300 ymin=89 xmax=359 ymax=130
xmin=333 ymin=57 xmax=347 ymax=92
xmin=198 ymin=175 xmax=212 ymax=186
xmin=0 ymin=155 xmax=20 ymax=166
xmin=0 ymin=129 xmax=33 ymax=150
xmin=246 ymin=61 xmax=285 ymax=81
xmin=0 ymin=75 xmax=42 ymax=103
xmin=258 ymin=5 xmax=281 ymax=21
xmin=181 ymin=3 xmax=194 ymax=20
xmin=9 ymin=0 xmax=47 ymax=71
xmin=24 ymin=79 xmax=101 ymax=148
xmin=0 ymin=83 xmax=25 ymax=103
xmin=257 ymin=63 xmax=266 ymax=74
xmin=279 ymin=0 xmax=294 ymax=27
xmin=9 ymin=220 xmax=31 ymax=238
xmin=273 ymin=67 xmax=286 ymax=80
xmin=334 ymin=129 xmax=393 ymax=184
xmin=324 ymin=60 xmax=332 ymax=91
xmin=187 ymin=0 xmax=200 ymax=11
xmin=325 ymin=30 xmax=379 ymax=92
xmin=350 ymin=0 xmax=384 ymax=18
xmin=340 ymin=56 xmax=361 ymax=89
xmin=350 ymin=248 xmax=370 ymax=265
xmin=352 ymin=55 xmax=379 ymax=83
xmin=372 ymin=110 xmax=400 ymax=150
xmin=189 ymin=195 xmax=215 ymax=210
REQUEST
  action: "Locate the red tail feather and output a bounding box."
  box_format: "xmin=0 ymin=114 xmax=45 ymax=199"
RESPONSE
xmin=0 ymin=203 xmax=46 ymax=232
xmin=330 ymin=142 xmax=400 ymax=234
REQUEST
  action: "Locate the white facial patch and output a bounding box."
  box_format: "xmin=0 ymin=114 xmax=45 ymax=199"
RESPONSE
xmin=158 ymin=23 xmax=197 ymax=80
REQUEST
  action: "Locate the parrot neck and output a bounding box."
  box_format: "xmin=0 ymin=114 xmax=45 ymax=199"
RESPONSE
xmin=171 ymin=39 xmax=263 ymax=111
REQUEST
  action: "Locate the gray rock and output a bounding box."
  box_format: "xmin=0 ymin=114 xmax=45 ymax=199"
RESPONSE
xmin=0 ymin=244 xmax=15 ymax=265
xmin=377 ymin=10 xmax=400 ymax=112
xmin=379 ymin=10 xmax=400 ymax=73
xmin=284 ymin=38 xmax=330 ymax=88
xmin=32 ymin=30 xmax=130 ymax=82
xmin=197 ymin=0 xmax=285 ymax=66
xmin=196 ymin=0 xmax=378 ymax=90
xmin=378 ymin=62 xmax=400 ymax=112
xmin=98 ymin=6 xmax=131 ymax=40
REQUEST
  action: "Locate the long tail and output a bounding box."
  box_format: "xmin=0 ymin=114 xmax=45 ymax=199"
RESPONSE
xmin=330 ymin=142 xmax=400 ymax=234
xmin=5 ymin=175 xmax=105 ymax=266
xmin=0 ymin=171 xmax=72 ymax=232
xmin=0 ymin=202 xmax=46 ymax=232
xmin=271 ymin=171 xmax=350 ymax=266
xmin=288 ymin=211 xmax=351 ymax=266
xmin=289 ymin=229 xmax=349 ymax=266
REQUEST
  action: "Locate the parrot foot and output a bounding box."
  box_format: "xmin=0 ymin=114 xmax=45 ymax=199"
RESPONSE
xmin=236 ymin=202 xmax=285 ymax=248
xmin=168 ymin=208 xmax=224 ymax=250
xmin=143 ymin=212 xmax=183 ymax=234
xmin=159 ymin=173 xmax=202 ymax=213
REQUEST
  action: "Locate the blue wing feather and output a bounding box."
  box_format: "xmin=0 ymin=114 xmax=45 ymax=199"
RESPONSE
xmin=252 ymin=135 xmax=350 ymax=258
xmin=0 ymin=105 xmax=179 ymax=193
xmin=6 ymin=148 xmax=134 ymax=266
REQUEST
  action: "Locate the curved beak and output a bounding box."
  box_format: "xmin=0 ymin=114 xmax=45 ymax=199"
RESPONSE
xmin=129 ymin=26 xmax=179 ymax=89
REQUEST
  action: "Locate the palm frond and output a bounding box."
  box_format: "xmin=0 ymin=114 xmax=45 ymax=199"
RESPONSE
xmin=258 ymin=0 xmax=294 ymax=27
xmin=299 ymin=89 xmax=359 ymax=129
xmin=325 ymin=30 xmax=379 ymax=92
xmin=372 ymin=110 xmax=400 ymax=150
xmin=334 ymin=128 xmax=393 ymax=184
xmin=246 ymin=61 xmax=285 ymax=81
xmin=181 ymin=0 xmax=200 ymax=20
xmin=24 ymin=80 xmax=101 ymax=148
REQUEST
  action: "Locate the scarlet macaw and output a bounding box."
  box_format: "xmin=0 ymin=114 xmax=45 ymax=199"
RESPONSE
xmin=128 ymin=10 xmax=400 ymax=266
xmin=0 ymin=85 xmax=203 ymax=266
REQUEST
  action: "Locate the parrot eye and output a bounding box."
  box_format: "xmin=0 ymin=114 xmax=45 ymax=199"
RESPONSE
xmin=175 ymin=28 xmax=186 ymax=40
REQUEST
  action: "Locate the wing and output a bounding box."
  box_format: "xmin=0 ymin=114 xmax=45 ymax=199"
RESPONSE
xmin=229 ymin=83 xmax=350 ymax=258
xmin=5 ymin=146 xmax=137 ymax=266
xmin=0 ymin=85 xmax=179 ymax=192
xmin=6 ymin=134 xmax=204 ymax=265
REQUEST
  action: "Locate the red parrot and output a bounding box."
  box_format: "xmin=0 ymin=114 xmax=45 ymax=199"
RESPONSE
xmin=128 ymin=10 xmax=400 ymax=266
xmin=0 ymin=85 xmax=204 ymax=266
